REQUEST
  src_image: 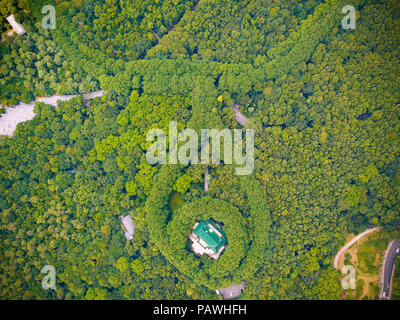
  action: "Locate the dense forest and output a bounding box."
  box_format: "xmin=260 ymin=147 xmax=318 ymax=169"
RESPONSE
xmin=0 ymin=0 xmax=399 ymax=300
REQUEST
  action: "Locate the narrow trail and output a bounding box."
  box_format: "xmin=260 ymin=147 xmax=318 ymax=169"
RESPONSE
xmin=336 ymin=228 xmax=382 ymax=300
xmin=232 ymin=104 xmax=248 ymax=126
xmin=146 ymin=0 xmax=202 ymax=55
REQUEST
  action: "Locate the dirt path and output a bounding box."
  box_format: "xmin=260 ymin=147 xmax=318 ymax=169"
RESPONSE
xmin=337 ymin=228 xmax=383 ymax=300
xmin=358 ymin=273 xmax=380 ymax=299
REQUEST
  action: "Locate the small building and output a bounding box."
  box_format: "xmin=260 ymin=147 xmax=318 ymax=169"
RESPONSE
xmin=119 ymin=215 xmax=134 ymax=241
xmin=216 ymin=281 xmax=245 ymax=300
xmin=188 ymin=219 xmax=227 ymax=260
xmin=6 ymin=15 xmax=26 ymax=35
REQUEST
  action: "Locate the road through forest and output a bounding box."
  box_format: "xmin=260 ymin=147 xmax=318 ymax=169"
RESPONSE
xmin=0 ymin=90 xmax=105 ymax=137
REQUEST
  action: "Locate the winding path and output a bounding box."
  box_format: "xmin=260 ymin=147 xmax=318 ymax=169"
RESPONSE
xmin=0 ymin=90 xmax=105 ymax=137
xmin=333 ymin=227 xmax=381 ymax=269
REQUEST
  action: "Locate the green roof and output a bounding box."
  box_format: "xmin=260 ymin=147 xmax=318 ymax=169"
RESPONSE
xmin=192 ymin=219 xmax=227 ymax=253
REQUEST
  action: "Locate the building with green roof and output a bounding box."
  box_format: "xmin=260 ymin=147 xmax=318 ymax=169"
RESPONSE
xmin=188 ymin=219 xmax=227 ymax=260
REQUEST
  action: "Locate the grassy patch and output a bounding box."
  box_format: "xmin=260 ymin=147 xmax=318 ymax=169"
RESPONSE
xmin=169 ymin=192 xmax=184 ymax=213
xmin=357 ymin=238 xmax=387 ymax=275
xmin=340 ymin=229 xmax=391 ymax=300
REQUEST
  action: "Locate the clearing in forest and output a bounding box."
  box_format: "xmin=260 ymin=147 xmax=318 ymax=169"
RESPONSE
xmin=339 ymin=230 xmax=390 ymax=300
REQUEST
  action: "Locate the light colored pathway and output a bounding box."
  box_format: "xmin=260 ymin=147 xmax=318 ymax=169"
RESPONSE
xmin=232 ymin=104 xmax=248 ymax=126
xmin=333 ymin=227 xmax=381 ymax=269
xmin=0 ymin=90 xmax=105 ymax=137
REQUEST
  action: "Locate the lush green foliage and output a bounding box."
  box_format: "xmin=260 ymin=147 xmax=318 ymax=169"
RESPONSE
xmin=0 ymin=24 xmax=97 ymax=106
xmin=0 ymin=0 xmax=399 ymax=300
xmin=392 ymin=257 xmax=400 ymax=300
xmin=56 ymin=0 xmax=196 ymax=60
xmin=145 ymin=165 xmax=271 ymax=290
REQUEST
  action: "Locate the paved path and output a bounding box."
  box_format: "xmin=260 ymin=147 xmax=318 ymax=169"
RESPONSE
xmin=0 ymin=90 xmax=105 ymax=137
xmin=204 ymin=167 xmax=209 ymax=193
xmin=380 ymin=241 xmax=400 ymax=300
xmin=333 ymin=227 xmax=381 ymax=269
xmin=232 ymin=104 xmax=248 ymax=126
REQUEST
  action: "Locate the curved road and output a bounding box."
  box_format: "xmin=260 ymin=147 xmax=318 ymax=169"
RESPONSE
xmin=333 ymin=227 xmax=381 ymax=269
xmin=380 ymin=241 xmax=400 ymax=300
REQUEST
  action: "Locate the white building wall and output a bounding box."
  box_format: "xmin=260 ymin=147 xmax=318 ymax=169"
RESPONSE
xmin=6 ymin=15 xmax=26 ymax=35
